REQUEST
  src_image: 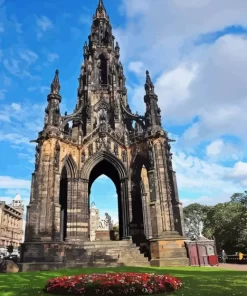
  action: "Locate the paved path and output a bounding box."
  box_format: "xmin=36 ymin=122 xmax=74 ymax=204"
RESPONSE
xmin=218 ymin=263 xmax=247 ymax=271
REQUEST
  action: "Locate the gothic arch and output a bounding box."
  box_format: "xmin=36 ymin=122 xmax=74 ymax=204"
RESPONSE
xmin=81 ymin=150 xmax=127 ymax=181
xmin=60 ymin=154 xmax=77 ymax=178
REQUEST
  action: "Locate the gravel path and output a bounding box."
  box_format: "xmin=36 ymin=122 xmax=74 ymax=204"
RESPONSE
xmin=218 ymin=263 xmax=247 ymax=271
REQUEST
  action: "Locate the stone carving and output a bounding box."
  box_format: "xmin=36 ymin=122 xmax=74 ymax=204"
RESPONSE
xmin=122 ymin=150 xmax=127 ymax=162
xmin=96 ymin=138 xmax=101 ymax=151
xmin=98 ymin=213 xmax=113 ymax=231
xmin=54 ymin=141 xmax=60 ymax=170
xmin=81 ymin=150 xmax=86 ymax=164
xmin=86 ymin=102 xmax=92 ymax=120
xmin=106 ymin=137 xmax=111 ymax=151
xmin=35 ymin=145 xmax=40 ymax=171
xmin=88 ymin=143 xmax=93 ymax=157
xmin=114 ymin=142 xmax=118 ymax=156
xmin=148 ymin=140 xmax=154 ymax=170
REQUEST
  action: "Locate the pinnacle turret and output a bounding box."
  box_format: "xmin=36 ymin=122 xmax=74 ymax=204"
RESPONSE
xmin=94 ymin=0 xmax=108 ymax=20
xmin=145 ymin=70 xmax=155 ymax=95
xmin=50 ymin=69 xmax=60 ymax=95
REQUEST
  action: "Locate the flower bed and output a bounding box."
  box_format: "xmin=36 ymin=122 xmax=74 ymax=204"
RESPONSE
xmin=44 ymin=272 xmax=182 ymax=295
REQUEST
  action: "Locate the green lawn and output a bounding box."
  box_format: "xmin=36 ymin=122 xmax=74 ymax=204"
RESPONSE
xmin=0 ymin=266 xmax=246 ymax=296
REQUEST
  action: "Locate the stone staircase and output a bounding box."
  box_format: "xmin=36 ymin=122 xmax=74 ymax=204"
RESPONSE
xmin=67 ymin=240 xmax=150 ymax=268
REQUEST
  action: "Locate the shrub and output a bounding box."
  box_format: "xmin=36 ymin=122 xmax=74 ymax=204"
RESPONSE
xmin=44 ymin=272 xmax=182 ymax=295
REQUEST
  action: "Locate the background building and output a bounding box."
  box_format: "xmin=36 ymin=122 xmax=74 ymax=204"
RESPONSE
xmin=0 ymin=194 xmax=24 ymax=248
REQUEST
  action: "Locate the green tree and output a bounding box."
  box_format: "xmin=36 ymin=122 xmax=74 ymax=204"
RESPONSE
xmin=183 ymin=203 xmax=212 ymax=239
xmin=204 ymin=200 xmax=247 ymax=254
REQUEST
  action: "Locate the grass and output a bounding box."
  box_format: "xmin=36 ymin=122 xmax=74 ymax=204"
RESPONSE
xmin=0 ymin=266 xmax=246 ymax=296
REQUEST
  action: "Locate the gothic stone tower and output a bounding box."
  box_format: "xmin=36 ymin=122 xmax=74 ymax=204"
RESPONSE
xmin=21 ymin=0 xmax=188 ymax=269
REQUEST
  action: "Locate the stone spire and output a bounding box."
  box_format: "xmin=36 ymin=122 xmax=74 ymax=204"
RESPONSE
xmin=45 ymin=70 xmax=62 ymax=128
xmin=94 ymin=0 xmax=108 ymax=20
xmin=50 ymin=69 xmax=60 ymax=95
xmin=144 ymin=70 xmax=162 ymax=128
xmin=145 ymin=70 xmax=155 ymax=95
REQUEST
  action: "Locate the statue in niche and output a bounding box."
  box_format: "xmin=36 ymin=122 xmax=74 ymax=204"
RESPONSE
xmin=145 ymin=111 xmax=151 ymax=127
xmin=81 ymin=150 xmax=85 ymax=164
xmin=106 ymin=137 xmax=111 ymax=151
xmin=114 ymin=143 xmax=118 ymax=156
xmin=93 ymin=117 xmax=97 ymax=129
xmin=168 ymin=153 xmax=173 ymax=170
xmin=114 ymin=100 xmax=119 ymax=119
xmin=54 ymin=106 xmax=60 ymax=126
xmin=86 ymin=101 xmax=91 ymax=120
xmin=156 ymin=105 xmax=161 ymax=126
xmin=96 ymin=138 xmax=101 ymax=151
xmin=54 ymin=141 xmax=60 ymax=170
xmin=148 ymin=141 xmax=154 ymax=170
xmin=122 ymin=150 xmax=127 ymax=163
xmin=88 ymin=144 xmax=93 ymax=157
xmin=44 ymin=113 xmax=48 ymax=126
xmin=35 ymin=145 xmax=40 ymax=171
xmin=64 ymin=122 xmax=69 ymax=134
xmin=99 ymin=109 xmax=107 ymax=124
xmin=97 ymin=60 xmax=102 ymax=84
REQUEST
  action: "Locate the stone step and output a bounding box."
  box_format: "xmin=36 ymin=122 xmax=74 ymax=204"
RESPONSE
xmin=150 ymin=257 xmax=189 ymax=267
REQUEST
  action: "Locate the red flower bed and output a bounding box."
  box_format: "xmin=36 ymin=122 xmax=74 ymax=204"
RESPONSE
xmin=44 ymin=272 xmax=182 ymax=295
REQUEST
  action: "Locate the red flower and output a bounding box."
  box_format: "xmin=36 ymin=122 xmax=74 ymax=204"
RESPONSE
xmin=44 ymin=272 xmax=182 ymax=295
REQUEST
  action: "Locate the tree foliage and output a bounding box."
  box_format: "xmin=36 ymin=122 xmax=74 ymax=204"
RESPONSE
xmin=183 ymin=203 xmax=212 ymax=240
xmin=203 ymin=198 xmax=247 ymax=254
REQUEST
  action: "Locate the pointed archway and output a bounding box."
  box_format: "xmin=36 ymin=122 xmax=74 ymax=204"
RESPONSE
xmin=81 ymin=150 xmax=130 ymax=240
xmin=58 ymin=154 xmax=77 ymax=241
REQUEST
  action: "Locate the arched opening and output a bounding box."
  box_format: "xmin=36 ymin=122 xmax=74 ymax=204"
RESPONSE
xmin=98 ymin=54 xmax=108 ymax=85
xmin=59 ymin=166 xmax=68 ymax=241
xmin=88 ymin=159 xmax=123 ymax=241
xmin=90 ymin=175 xmax=119 ymax=241
xmin=130 ymin=155 xmax=149 ymax=245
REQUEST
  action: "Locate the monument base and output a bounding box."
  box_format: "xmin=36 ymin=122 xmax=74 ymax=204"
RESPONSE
xmin=19 ymin=240 xmax=150 ymax=272
xmin=149 ymin=232 xmax=189 ymax=267
xmin=95 ymin=230 xmax=110 ymax=241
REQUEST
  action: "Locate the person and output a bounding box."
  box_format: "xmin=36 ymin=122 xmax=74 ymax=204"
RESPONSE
xmin=221 ymin=249 xmax=227 ymax=263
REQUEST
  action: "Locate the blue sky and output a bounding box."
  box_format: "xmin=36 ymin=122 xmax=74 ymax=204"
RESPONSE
xmin=1 ymin=0 xmax=247 ymax=223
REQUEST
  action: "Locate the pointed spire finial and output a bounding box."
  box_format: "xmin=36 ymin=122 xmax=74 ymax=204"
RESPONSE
xmin=95 ymin=0 xmax=108 ymax=19
xmin=50 ymin=69 xmax=60 ymax=95
xmin=145 ymin=70 xmax=154 ymax=94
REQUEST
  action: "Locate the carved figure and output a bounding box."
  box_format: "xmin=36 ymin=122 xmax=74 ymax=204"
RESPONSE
xmin=81 ymin=150 xmax=86 ymax=164
xmin=54 ymin=141 xmax=60 ymax=169
xmin=148 ymin=141 xmax=154 ymax=169
xmin=35 ymin=145 xmax=40 ymax=171
xmin=122 ymin=150 xmax=127 ymax=162
xmin=96 ymin=138 xmax=101 ymax=150
xmin=88 ymin=144 xmax=93 ymax=157
xmin=114 ymin=143 xmax=118 ymax=156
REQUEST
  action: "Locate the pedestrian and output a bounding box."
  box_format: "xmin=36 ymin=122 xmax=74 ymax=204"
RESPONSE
xmin=221 ymin=249 xmax=227 ymax=263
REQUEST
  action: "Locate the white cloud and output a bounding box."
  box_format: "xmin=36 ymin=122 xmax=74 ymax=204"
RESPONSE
xmin=0 ymin=176 xmax=30 ymax=189
xmin=128 ymin=61 xmax=145 ymax=75
xmin=36 ymin=16 xmax=53 ymax=39
xmin=230 ymin=162 xmax=247 ymax=185
xmin=173 ymin=150 xmax=246 ymax=205
xmin=117 ymin=0 xmax=247 ymax=68
xmin=206 ymin=140 xmax=224 ymax=157
xmin=0 ymin=132 xmax=31 ymax=145
xmin=11 ymin=103 xmax=21 ymax=111
xmin=19 ymin=50 xmax=38 ymax=65
xmin=205 ymin=139 xmax=241 ymax=161
xmin=47 ymin=53 xmax=59 ymax=63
